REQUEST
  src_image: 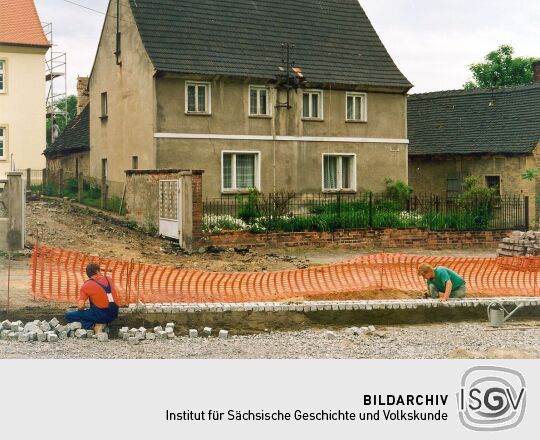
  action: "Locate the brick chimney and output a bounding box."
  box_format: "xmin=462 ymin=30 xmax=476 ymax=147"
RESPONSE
xmin=76 ymin=76 xmax=89 ymax=114
xmin=533 ymin=61 xmax=540 ymax=83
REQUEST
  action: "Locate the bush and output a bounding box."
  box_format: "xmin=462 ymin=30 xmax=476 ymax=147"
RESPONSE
xmin=237 ymin=189 xmax=261 ymax=222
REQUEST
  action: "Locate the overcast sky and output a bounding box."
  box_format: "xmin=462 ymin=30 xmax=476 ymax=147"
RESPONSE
xmin=35 ymin=0 xmax=540 ymax=95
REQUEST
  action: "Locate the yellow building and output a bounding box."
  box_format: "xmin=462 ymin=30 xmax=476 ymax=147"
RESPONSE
xmin=0 ymin=0 xmax=49 ymax=177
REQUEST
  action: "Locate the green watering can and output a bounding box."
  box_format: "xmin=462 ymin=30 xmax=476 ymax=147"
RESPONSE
xmin=487 ymin=302 xmax=524 ymax=327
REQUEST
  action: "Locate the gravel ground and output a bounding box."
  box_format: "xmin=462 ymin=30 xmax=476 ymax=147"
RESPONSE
xmin=1 ymin=321 xmax=539 ymax=359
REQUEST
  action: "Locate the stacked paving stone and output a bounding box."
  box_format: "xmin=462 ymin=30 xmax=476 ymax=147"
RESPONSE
xmin=0 ymin=318 xmax=108 ymax=342
xmin=116 ymin=323 xmax=229 ymax=345
xmin=497 ymin=231 xmax=540 ymax=257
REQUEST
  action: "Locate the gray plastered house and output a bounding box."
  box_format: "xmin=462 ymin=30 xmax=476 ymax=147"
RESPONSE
xmin=89 ymin=0 xmax=412 ymax=198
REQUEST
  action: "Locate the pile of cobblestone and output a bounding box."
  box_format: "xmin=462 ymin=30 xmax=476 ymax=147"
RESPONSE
xmin=497 ymin=231 xmax=540 ymax=257
xmin=1 ymin=318 xmax=229 ymax=344
xmin=0 ymin=318 xmax=108 ymax=342
xmin=118 ymin=323 xmax=229 ymax=345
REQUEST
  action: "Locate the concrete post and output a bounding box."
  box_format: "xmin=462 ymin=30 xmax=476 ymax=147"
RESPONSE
xmin=178 ymin=170 xmax=203 ymax=251
xmin=26 ymin=168 xmax=31 ymax=187
xmin=6 ymin=172 xmax=24 ymax=251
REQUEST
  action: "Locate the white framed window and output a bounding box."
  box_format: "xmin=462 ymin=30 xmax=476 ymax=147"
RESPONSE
xmin=222 ymin=151 xmax=261 ymax=192
xmin=302 ymin=90 xmax=323 ymax=120
xmin=186 ymin=81 xmax=211 ymax=114
xmin=322 ymin=154 xmax=356 ymax=191
xmin=0 ymin=127 xmax=5 ymax=160
xmin=0 ymin=60 xmax=5 ymax=93
xmin=346 ymin=92 xmax=367 ymax=122
xmin=249 ymin=85 xmax=270 ymax=116
xmin=100 ymin=92 xmax=108 ymax=118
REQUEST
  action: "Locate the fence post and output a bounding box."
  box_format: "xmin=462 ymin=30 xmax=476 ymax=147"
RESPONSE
xmin=26 ymin=168 xmax=31 ymax=187
xmin=101 ymin=174 xmax=108 ymax=209
xmin=524 ymin=196 xmax=530 ymax=231
xmin=42 ymin=168 xmax=47 ymax=193
xmin=337 ymin=192 xmax=342 ymax=228
xmin=368 ymin=192 xmax=373 ymax=228
xmin=78 ymin=172 xmax=83 ymax=202
xmin=58 ymin=169 xmax=64 ymax=196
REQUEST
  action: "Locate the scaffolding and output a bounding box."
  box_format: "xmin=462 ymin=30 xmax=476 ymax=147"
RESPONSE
xmin=43 ymin=22 xmax=68 ymax=146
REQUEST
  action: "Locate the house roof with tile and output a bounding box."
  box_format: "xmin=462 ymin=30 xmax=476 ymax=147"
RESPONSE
xmin=127 ymin=0 xmax=411 ymax=90
xmin=408 ymin=83 xmax=540 ymax=156
xmin=0 ymin=0 xmax=49 ymax=48
xmin=45 ymin=105 xmax=90 ymax=158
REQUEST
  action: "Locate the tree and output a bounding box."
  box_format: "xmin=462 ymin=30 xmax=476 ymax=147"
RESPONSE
xmin=46 ymin=95 xmax=78 ymax=145
xmin=463 ymin=45 xmax=537 ymax=89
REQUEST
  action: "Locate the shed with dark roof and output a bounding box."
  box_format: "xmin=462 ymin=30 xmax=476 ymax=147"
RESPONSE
xmin=408 ymin=81 xmax=540 ymax=223
xmin=45 ymin=105 xmax=90 ymax=176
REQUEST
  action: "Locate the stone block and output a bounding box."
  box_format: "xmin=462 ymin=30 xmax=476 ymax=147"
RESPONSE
xmin=1 ymin=320 xmax=11 ymax=330
xmin=189 ymin=329 xmax=198 ymax=338
xmin=18 ymin=333 xmax=30 ymax=342
xmin=218 ymin=329 xmax=229 ymax=339
xmin=203 ymin=327 xmax=212 ymax=337
xmin=165 ymin=327 xmax=174 ymax=334
xmin=86 ymin=330 xmax=94 ymax=337
xmin=28 ymin=331 xmax=37 ymax=341
xmin=153 ymin=326 xmax=164 ymax=333
xmin=59 ymin=331 xmax=68 ymax=340
xmin=8 ymin=331 xmax=18 ymax=340
xmin=324 ymin=331 xmax=337 ymax=339
xmin=135 ymin=331 xmax=145 ymax=340
xmin=167 ymin=331 xmax=175 ymax=339
xmin=128 ymin=337 xmax=140 ymax=345
xmin=165 ymin=322 xmax=175 ymax=329
xmin=138 ymin=327 xmax=147 ymax=334
xmin=145 ymin=332 xmax=156 ymax=340
xmin=122 ymin=333 xmax=130 ymax=340
xmin=97 ymin=333 xmax=108 ymax=342
xmin=49 ymin=317 xmax=60 ymax=328
xmin=368 ymin=325 xmax=376 ymax=332
xmin=54 ymin=324 xmax=65 ymax=334
xmin=37 ymin=333 xmax=47 ymax=342
xmin=70 ymin=322 xmax=82 ymax=330
xmin=157 ymin=330 xmax=168 ymax=339
xmin=47 ymin=333 xmax=59 ymax=342
xmin=75 ymin=329 xmax=87 ymax=339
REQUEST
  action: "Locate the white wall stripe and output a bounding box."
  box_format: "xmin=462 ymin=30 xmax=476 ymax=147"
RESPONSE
xmin=154 ymin=132 xmax=409 ymax=144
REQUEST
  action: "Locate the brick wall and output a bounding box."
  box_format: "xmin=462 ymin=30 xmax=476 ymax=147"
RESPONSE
xmin=191 ymin=171 xmax=203 ymax=242
xmin=203 ymin=228 xmax=511 ymax=249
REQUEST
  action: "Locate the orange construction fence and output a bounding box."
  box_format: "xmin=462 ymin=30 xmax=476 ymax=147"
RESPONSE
xmin=30 ymin=245 xmax=540 ymax=305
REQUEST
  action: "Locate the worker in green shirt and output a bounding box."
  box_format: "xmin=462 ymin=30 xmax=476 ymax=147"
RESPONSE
xmin=417 ymin=263 xmax=466 ymax=301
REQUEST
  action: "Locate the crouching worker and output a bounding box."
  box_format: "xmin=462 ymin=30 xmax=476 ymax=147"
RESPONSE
xmin=417 ymin=263 xmax=466 ymax=301
xmin=65 ymin=262 xmax=119 ymax=332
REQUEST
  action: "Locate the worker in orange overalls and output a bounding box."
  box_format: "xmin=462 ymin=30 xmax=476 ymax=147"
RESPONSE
xmin=65 ymin=262 xmax=120 ymax=332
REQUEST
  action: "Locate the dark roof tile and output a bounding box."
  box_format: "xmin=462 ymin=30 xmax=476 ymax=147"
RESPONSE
xmin=128 ymin=0 xmax=411 ymax=89
xmin=45 ymin=105 xmax=89 ymax=157
xmin=408 ymin=84 xmax=540 ymax=156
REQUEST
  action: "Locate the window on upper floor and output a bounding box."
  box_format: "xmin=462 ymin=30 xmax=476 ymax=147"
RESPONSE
xmin=249 ymin=85 xmax=270 ymax=117
xmin=186 ymin=81 xmax=211 ymax=114
xmin=0 ymin=127 xmax=6 ymax=160
xmin=0 ymin=60 xmax=5 ymax=93
xmin=222 ymin=151 xmax=260 ymax=192
xmin=323 ymin=154 xmax=356 ymax=192
xmin=302 ymin=90 xmax=323 ymax=120
xmin=346 ymin=92 xmax=367 ymax=122
xmin=100 ymin=92 xmax=108 ymax=119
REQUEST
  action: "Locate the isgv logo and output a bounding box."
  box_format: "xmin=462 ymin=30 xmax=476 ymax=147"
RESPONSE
xmin=457 ymin=366 xmax=526 ymax=431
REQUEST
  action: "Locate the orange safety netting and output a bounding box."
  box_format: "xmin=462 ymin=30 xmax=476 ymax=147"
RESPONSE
xmin=30 ymin=245 xmax=540 ymax=305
